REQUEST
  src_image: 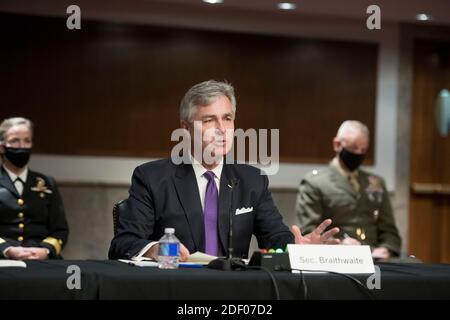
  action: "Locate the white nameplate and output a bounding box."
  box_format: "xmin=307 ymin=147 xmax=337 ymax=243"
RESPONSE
xmin=287 ymin=244 xmax=375 ymax=274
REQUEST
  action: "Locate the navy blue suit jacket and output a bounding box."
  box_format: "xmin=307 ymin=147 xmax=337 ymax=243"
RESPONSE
xmin=0 ymin=167 xmax=68 ymax=258
xmin=109 ymin=159 xmax=294 ymax=259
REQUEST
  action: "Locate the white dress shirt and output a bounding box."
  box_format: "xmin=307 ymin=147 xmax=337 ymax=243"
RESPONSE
xmin=3 ymin=166 xmax=28 ymax=196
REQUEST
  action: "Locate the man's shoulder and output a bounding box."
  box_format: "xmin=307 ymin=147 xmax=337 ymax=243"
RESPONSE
xmin=303 ymin=167 xmax=334 ymax=182
xmin=135 ymin=161 xmax=268 ymax=181
xmin=137 ymin=158 xmax=173 ymax=169
xmin=227 ymin=163 xmax=265 ymax=179
xmin=230 ymin=163 xmax=261 ymax=173
xmin=135 ymin=158 xmax=177 ymax=176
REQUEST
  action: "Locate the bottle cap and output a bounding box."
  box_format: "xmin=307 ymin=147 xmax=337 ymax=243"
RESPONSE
xmin=165 ymin=227 xmax=175 ymax=234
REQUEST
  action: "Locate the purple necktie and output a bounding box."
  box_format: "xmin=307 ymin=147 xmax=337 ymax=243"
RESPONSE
xmin=203 ymin=171 xmax=219 ymax=256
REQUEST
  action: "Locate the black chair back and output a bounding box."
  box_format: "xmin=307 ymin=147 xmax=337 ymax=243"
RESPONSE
xmin=112 ymin=199 xmax=129 ymax=236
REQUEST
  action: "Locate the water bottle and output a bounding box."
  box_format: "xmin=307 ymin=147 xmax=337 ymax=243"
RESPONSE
xmin=158 ymin=228 xmax=180 ymax=269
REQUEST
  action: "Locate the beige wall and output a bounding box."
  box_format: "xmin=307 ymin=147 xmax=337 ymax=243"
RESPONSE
xmin=60 ymin=185 xmax=127 ymax=259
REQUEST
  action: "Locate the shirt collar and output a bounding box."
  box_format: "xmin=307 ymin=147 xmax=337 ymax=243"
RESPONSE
xmin=3 ymin=165 xmax=28 ymax=183
xmin=189 ymin=153 xmax=223 ymax=181
xmin=331 ymin=157 xmax=358 ymax=179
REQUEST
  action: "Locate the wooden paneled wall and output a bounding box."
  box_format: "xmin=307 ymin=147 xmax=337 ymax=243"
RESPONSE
xmin=409 ymin=40 xmax=450 ymax=263
xmin=0 ymin=13 xmax=377 ymax=163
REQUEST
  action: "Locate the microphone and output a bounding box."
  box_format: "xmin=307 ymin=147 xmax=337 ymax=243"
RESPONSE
xmin=207 ymin=178 xmax=246 ymax=270
xmin=227 ymin=178 xmax=238 ymax=259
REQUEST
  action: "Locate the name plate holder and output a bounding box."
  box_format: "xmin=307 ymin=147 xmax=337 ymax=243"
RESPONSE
xmin=287 ymin=244 xmax=375 ymax=274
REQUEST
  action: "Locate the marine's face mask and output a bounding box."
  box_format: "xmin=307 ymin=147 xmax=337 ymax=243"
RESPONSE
xmin=339 ymin=147 xmax=365 ymax=171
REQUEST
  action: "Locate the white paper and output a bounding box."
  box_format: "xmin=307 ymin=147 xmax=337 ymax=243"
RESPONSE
xmin=118 ymin=259 xmax=158 ymax=267
xmin=0 ymin=260 xmax=26 ymax=268
xmin=186 ymin=252 xmax=217 ymax=265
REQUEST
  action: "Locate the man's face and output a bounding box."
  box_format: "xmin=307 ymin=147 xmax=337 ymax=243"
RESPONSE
xmin=334 ymin=132 xmax=369 ymax=155
xmin=182 ymin=95 xmax=235 ymax=161
xmin=0 ymin=124 xmax=33 ymax=154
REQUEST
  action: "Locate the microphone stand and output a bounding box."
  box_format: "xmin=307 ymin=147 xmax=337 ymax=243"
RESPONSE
xmin=207 ymin=179 xmax=246 ymax=271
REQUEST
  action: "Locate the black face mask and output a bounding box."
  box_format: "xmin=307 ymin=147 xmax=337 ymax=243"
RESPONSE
xmin=3 ymin=147 xmax=31 ymax=168
xmin=339 ymin=147 xmax=365 ymax=171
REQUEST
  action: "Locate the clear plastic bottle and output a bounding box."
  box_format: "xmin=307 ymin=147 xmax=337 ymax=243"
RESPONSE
xmin=158 ymin=228 xmax=180 ymax=269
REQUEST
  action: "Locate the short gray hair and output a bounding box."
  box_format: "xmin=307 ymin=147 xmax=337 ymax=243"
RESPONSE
xmin=180 ymin=80 xmax=236 ymax=122
xmin=336 ymin=120 xmax=369 ymax=139
xmin=0 ymin=117 xmax=33 ymax=144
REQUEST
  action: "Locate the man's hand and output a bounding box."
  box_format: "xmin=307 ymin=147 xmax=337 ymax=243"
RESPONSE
xmin=4 ymin=246 xmax=32 ymax=260
xmin=342 ymin=236 xmax=361 ymax=245
xmin=372 ymin=247 xmax=390 ymax=260
xmin=144 ymin=243 xmax=190 ymax=262
xmin=5 ymin=247 xmax=48 ymax=260
xmin=291 ymin=219 xmax=340 ymax=245
xmin=25 ymin=248 xmax=50 ymax=260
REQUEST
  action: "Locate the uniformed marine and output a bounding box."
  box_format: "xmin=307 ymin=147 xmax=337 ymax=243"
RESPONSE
xmin=296 ymin=121 xmax=401 ymax=259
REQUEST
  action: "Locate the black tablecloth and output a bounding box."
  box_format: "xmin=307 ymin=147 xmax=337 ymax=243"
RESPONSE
xmin=0 ymin=260 xmax=449 ymax=300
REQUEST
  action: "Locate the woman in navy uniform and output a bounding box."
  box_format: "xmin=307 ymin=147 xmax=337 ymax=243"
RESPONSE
xmin=0 ymin=117 xmax=68 ymax=259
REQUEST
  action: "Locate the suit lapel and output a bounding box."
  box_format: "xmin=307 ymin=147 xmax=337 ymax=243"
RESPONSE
xmin=0 ymin=166 xmax=19 ymax=197
xmin=173 ymin=163 xmax=205 ymax=252
xmin=218 ymin=164 xmax=239 ymax=257
xmin=328 ymin=165 xmax=358 ymax=198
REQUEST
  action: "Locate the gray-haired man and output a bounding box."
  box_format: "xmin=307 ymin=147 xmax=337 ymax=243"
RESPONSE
xmin=109 ymin=80 xmax=340 ymax=261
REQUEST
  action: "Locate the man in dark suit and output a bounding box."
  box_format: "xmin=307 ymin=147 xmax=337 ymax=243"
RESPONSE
xmin=0 ymin=117 xmax=69 ymax=259
xmin=109 ymin=80 xmax=340 ymax=261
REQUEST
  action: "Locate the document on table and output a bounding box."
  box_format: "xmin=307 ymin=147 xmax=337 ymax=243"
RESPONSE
xmin=186 ymin=252 xmax=217 ymax=265
xmin=0 ymin=260 xmax=26 ymax=268
xmin=118 ymin=251 xmax=217 ymax=267
xmin=118 ymin=259 xmax=158 ymax=267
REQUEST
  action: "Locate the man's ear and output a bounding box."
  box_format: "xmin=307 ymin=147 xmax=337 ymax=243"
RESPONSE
xmin=332 ymin=137 xmax=342 ymax=153
xmin=0 ymin=143 xmax=4 ymax=155
xmin=180 ymin=120 xmax=189 ymax=130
